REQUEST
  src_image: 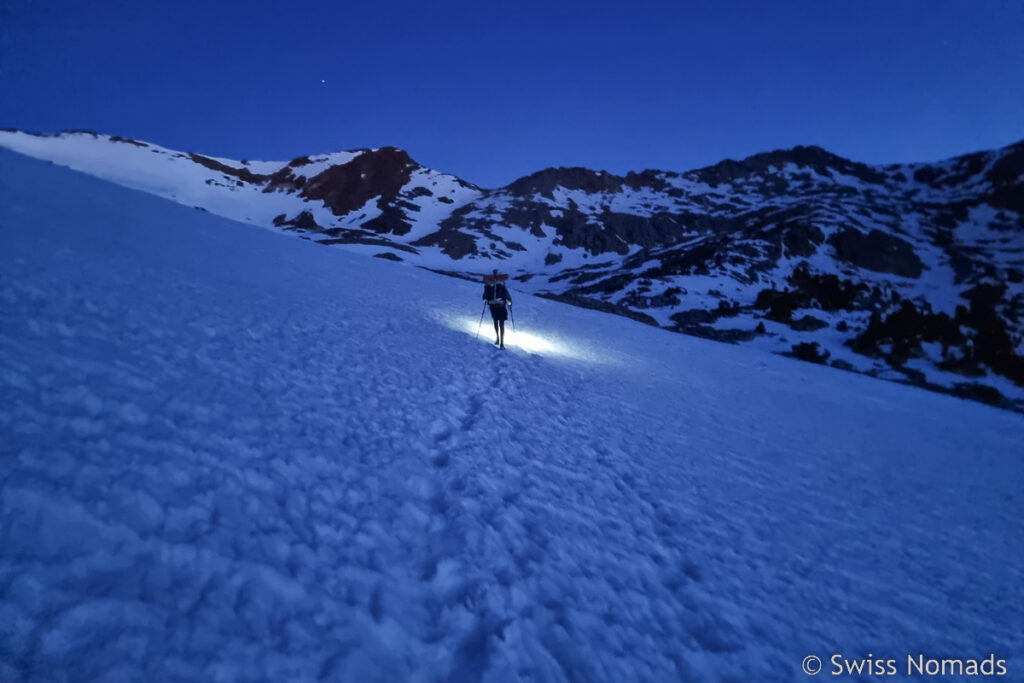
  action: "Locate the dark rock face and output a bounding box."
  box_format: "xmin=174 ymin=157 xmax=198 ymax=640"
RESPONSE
xmin=363 ymin=205 xmax=413 ymax=235
xmin=190 ymin=153 xmax=267 ymax=184
xmin=667 ymin=300 xmax=751 ymax=341
xmin=781 ymin=221 xmax=825 ymax=257
xmin=754 ymin=268 xmax=871 ymax=323
xmin=597 ymin=211 xmax=684 ymax=250
xmin=300 ymin=147 xmax=417 ymax=229
xmin=500 ymin=200 xmax=557 ymax=238
xmin=791 ymin=342 xmax=830 ymax=364
xmin=645 ymin=238 xmax=735 ymax=278
xmin=692 ymin=145 xmax=886 ymax=187
xmin=316 ymin=232 xmax=419 ymax=253
xmin=986 ymin=141 xmax=1024 ymax=212
xmin=790 ymin=315 xmax=829 ymax=332
xmin=847 ymin=287 xmax=1024 ymax=389
xmin=828 ymin=228 xmax=924 ymax=278
xmin=193 ymin=146 xmax=425 ymax=237
xmin=110 ymin=136 xmax=148 ymax=148
xmin=410 ymin=207 xmax=480 ymax=259
xmin=535 ymin=206 xmax=686 ymax=256
xmin=952 ymin=383 xmax=1006 ymax=406
xmin=755 ymin=288 xmax=803 ymax=322
xmin=679 ymin=325 xmax=760 ymax=343
xmin=671 ymin=308 xmax=720 ymax=325
xmin=622 ymin=169 xmax=671 ymax=192
xmin=957 ymin=284 xmax=1024 ymax=386
xmin=273 ymin=211 xmax=321 ymax=232
xmin=914 ymin=152 xmax=989 ymax=188
xmin=786 ymin=267 xmax=870 ymax=311
xmin=620 ymin=289 xmax=682 ymax=309
xmin=504 ymin=167 xmax=625 ymax=199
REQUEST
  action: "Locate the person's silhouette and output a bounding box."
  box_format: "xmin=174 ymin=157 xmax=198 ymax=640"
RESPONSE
xmin=482 ymin=270 xmax=512 ymax=349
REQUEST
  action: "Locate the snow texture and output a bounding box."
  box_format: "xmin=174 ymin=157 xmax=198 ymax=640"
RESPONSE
xmin=1 ymin=150 xmax=1022 ymax=682
xmin=3 ymin=131 xmax=1023 ymax=411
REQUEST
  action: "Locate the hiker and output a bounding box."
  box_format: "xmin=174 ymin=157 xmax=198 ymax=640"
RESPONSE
xmin=483 ymin=270 xmax=512 ymax=348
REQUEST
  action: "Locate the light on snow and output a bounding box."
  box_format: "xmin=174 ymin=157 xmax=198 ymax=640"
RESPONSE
xmin=505 ymin=329 xmax=555 ymax=354
xmin=445 ymin=313 xmax=616 ymax=364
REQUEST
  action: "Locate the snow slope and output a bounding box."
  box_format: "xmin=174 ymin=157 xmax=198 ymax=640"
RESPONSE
xmin=3 ymin=130 xmax=1022 ymax=414
xmin=1 ymin=150 xmax=1022 ymax=682
xmin=0 ymin=130 xmax=481 ymax=252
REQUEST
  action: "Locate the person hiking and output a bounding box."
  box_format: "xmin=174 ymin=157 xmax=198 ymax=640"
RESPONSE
xmin=482 ymin=270 xmax=512 ymax=349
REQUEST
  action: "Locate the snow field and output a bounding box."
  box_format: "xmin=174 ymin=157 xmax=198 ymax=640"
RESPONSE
xmin=1 ymin=151 xmax=1022 ymax=682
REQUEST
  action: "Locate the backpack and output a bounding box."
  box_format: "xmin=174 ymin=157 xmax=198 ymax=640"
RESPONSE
xmin=484 ymin=273 xmax=508 ymax=305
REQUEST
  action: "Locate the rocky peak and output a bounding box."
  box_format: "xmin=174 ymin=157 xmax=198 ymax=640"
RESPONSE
xmin=503 ymin=166 xmax=626 ymax=198
xmin=690 ymin=145 xmax=886 ymax=186
xmin=298 ymin=146 xmax=419 ymax=216
xmin=986 ymin=141 xmax=1024 ymax=212
xmin=501 ymin=166 xmax=674 ymax=198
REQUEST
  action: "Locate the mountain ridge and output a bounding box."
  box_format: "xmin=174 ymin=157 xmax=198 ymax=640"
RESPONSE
xmin=8 ymin=126 xmax=1020 ymax=191
xmin=2 ymin=128 xmax=1022 ymax=411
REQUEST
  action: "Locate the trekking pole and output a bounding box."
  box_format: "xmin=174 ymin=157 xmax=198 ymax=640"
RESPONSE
xmin=506 ymin=283 xmax=517 ymax=334
xmin=475 ymin=303 xmax=487 ymax=339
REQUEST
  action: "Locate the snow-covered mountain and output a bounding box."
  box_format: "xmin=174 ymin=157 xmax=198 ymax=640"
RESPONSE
xmin=2 ymin=129 xmax=1022 ymax=411
xmin=3 ymin=146 xmax=1022 ymax=683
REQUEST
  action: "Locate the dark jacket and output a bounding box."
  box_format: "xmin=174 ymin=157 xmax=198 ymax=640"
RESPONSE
xmin=483 ymin=283 xmax=511 ymax=321
xmin=483 ymin=282 xmax=511 ymax=305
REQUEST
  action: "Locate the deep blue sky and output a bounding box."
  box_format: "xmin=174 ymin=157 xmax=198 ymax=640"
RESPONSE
xmin=2 ymin=0 xmax=1023 ymax=188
